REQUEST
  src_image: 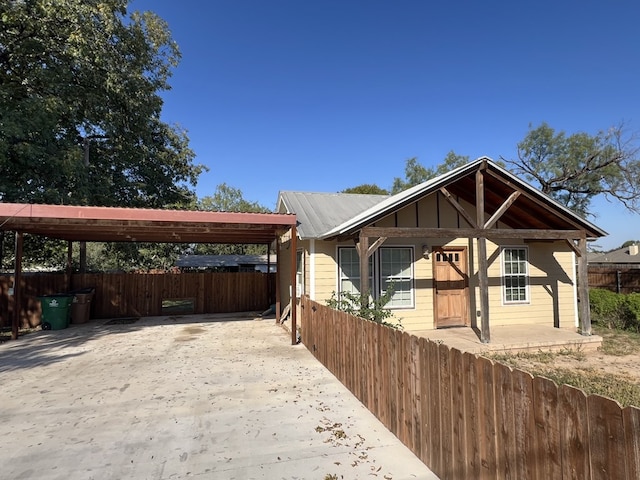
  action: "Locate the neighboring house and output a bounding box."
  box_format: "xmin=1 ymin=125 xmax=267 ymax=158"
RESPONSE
xmin=588 ymin=244 xmax=640 ymax=293
xmin=176 ymin=254 xmax=277 ymax=273
xmin=589 ymin=244 xmax=640 ymax=267
xmin=276 ymin=157 xmax=606 ymax=341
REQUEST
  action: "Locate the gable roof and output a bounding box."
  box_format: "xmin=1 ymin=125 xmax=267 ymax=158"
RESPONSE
xmin=277 ymin=191 xmax=389 ymax=239
xmin=589 ymin=245 xmax=640 ymax=264
xmin=280 ymin=157 xmax=606 ymax=241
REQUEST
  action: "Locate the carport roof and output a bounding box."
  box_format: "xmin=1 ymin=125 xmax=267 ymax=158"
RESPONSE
xmin=0 ymin=203 xmax=296 ymax=244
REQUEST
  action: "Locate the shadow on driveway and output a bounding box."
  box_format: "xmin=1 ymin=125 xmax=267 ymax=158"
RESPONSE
xmin=0 ymin=314 xmax=438 ymax=479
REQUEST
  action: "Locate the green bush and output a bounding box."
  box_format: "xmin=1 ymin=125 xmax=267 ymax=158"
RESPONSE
xmin=625 ymin=293 xmax=640 ymax=332
xmin=326 ymin=289 xmax=403 ymax=330
xmin=589 ymin=288 xmax=640 ymax=332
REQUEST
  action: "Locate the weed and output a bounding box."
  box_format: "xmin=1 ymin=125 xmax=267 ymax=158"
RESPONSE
xmin=595 ymin=325 xmax=640 ymax=356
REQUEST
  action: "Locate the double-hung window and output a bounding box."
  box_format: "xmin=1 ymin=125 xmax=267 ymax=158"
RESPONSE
xmin=502 ymin=247 xmax=529 ymax=303
xmin=338 ymin=246 xmax=414 ymax=308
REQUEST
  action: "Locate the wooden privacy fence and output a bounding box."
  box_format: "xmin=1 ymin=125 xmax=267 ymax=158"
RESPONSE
xmin=588 ymin=267 xmax=640 ymax=294
xmin=300 ymin=296 xmax=640 ymax=480
xmin=0 ymin=272 xmax=275 ymax=328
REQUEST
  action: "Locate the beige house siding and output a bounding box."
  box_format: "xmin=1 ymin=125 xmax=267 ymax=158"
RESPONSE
xmin=280 ymin=191 xmax=580 ymax=333
xmin=471 ymin=239 xmax=577 ymax=329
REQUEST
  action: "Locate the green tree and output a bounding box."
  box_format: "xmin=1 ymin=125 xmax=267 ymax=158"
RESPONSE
xmin=194 ymin=184 xmax=271 ymax=256
xmin=198 ymin=183 xmax=269 ymax=214
xmin=341 ymin=184 xmax=389 ymax=195
xmin=391 ymin=151 xmax=470 ymax=193
xmin=505 ymin=123 xmax=640 ymax=217
xmin=0 ymin=0 xmax=203 ymax=208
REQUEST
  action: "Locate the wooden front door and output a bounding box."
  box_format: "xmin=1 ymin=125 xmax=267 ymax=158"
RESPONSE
xmin=433 ymin=247 xmax=469 ymax=328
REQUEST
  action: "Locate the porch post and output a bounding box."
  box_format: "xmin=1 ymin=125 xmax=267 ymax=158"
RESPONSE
xmin=358 ymin=233 xmax=370 ymax=307
xmin=577 ymin=235 xmax=591 ymax=335
xmin=275 ymin=238 xmax=281 ymax=325
xmin=12 ymin=231 xmax=24 ymax=340
xmin=476 ymin=167 xmax=490 ymax=343
xmin=290 ymin=224 xmax=297 ymax=345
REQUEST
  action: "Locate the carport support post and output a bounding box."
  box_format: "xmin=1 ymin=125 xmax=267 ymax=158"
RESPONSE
xmin=290 ymin=224 xmax=297 ymax=345
xmin=275 ymin=238 xmax=281 ymax=325
xmin=66 ymin=241 xmax=73 ymax=290
xmin=12 ymin=231 xmax=23 ymax=340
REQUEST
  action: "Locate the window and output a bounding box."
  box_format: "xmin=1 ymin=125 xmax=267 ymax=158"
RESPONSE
xmin=338 ymin=248 xmax=373 ymax=295
xmin=502 ymin=247 xmax=528 ymax=303
xmin=296 ymin=250 xmax=304 ymax=296
xmin=338 ymin=246 xmax=414 ymax=309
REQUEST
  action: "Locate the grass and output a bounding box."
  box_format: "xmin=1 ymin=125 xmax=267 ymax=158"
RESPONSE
xmin=533 ymin=368 xmax=640 ymax=407
xmin=488 ymin=326 xmax=640 ymax=408
xmin=489 ymin=345 xmax=585 ymax=367
xmin=593 ymin=324 xmax=640 ymax=356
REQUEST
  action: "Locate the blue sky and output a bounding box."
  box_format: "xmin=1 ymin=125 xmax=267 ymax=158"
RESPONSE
xmin=131 ymin=0 xmax=639 ymax=250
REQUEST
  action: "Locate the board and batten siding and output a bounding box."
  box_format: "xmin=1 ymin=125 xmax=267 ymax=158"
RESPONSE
xmin=471 ymin=239 xmax=577 ymax=329
xmin=282 ymin=191 xmax=580 ymax=332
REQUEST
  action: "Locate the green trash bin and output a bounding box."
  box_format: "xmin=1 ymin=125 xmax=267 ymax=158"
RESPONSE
xmin=38 ymin=295 xmax=73 ymax=330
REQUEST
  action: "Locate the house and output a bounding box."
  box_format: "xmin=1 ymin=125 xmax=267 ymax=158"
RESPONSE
xmin=588 ymin=244 xmax=640 ymax=293
xmin=176 ymin=254 xmax=277 ymax=272
xmin=589 ymin=244 xmax=640 ymax=266
xmin=276 ymin=157 xmax=606 ymax=342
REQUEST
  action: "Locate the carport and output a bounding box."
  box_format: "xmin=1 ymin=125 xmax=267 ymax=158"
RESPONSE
xmin=0 ymin=203 xmax=298 ymax=343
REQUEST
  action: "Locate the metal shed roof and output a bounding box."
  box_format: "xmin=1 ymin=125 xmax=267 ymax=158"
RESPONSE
xmin=0 ymin=203 xmax=296 ymax=244
xmin=277 ymin=191 xmax=389 ymax=239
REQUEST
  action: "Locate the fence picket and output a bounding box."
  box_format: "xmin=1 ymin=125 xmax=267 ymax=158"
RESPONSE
xmin=559 ymin=384 xmax=590 ymax=480
xmin=623 ymin=406 xmax=640 ymax=479
xmin=298 ymin=299 xmax=639 ymax=480
xmin=494 ymin=362 xmax=515 ymax=480
xmin=532 ymin=376 xmax=561 ymax=479
xmin=512 ymin=368 xmax=536 ymax=479
xmin=588 ymin=395 xmax=627 ymax=480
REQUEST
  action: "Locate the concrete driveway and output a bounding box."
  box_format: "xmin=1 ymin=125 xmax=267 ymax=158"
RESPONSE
xmin=0 ymin=314 xmax=437 ymax=480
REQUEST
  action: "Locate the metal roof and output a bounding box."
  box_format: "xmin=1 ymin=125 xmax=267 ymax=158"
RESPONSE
xmin=320 ymin=157 xmax=607 ymax=239
xmin=277 ymin=191 xmax=389 ymax=239
xmin=0 ymin=203 xmax=296 ymax=244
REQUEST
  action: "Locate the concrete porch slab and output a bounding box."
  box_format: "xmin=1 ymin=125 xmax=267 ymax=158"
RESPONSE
xmin=412 ymin=324 xmax=602 ymax=354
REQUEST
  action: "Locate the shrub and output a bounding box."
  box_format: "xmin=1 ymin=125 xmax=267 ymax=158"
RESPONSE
xmin=625 ymin=293 xmax=640 ymax=332
xmin=326 ymin=290 xmax=403 ymax=330
xmin=589 ymin=288 xmax=640 ymax=332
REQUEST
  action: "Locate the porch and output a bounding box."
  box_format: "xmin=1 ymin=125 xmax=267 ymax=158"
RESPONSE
xmin=411 ymin=324 xmax=603 ymax=354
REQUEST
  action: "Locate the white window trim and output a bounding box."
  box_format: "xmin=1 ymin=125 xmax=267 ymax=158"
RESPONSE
xmin=336 ymin=245 xmax=415 ymax=310
xmin=296 ymin=249 xmax=304 ymax=297
xmin=309 ymin=239 xmax=316 ymax=300
xmin=500 ymin=246 xmax=530 ymax=305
